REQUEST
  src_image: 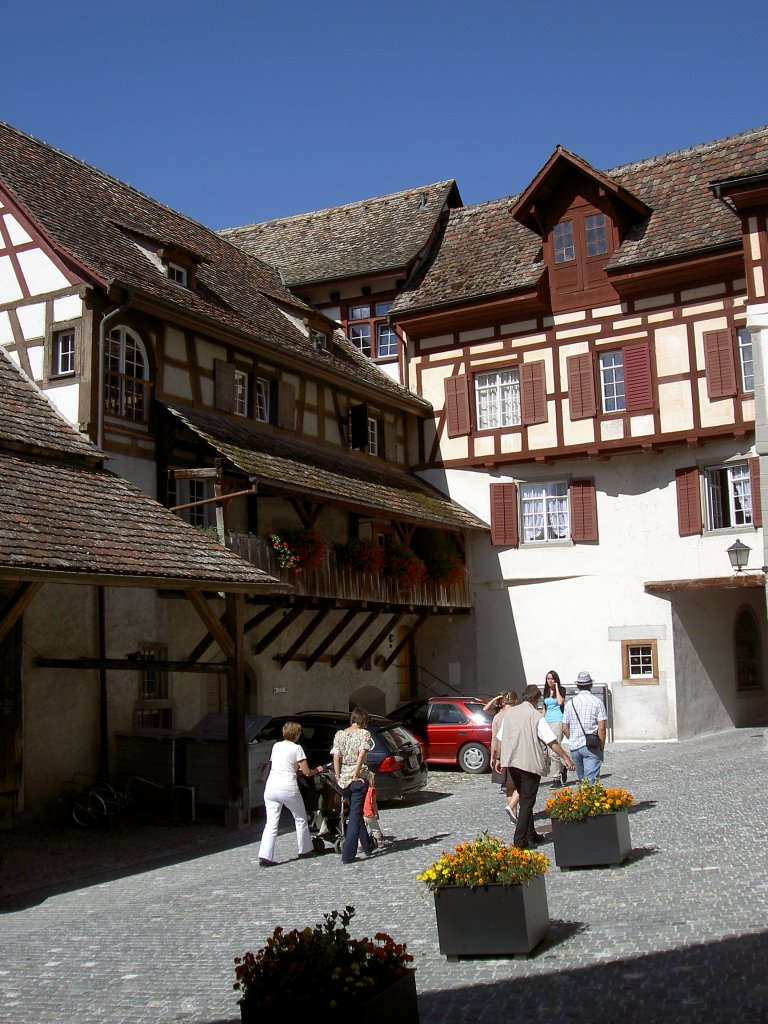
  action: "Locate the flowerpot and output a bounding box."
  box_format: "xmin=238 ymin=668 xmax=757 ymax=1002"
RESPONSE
xmin=239 ymin=968 xmax=419 ymax=1023
xmin=433 ymin=876 xmax=549 ymax=959
xmin=551 ymin=810 xmax=631 ymax=869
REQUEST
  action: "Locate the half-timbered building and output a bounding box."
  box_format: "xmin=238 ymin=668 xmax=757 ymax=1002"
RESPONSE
xmin=229 ymin=127 xmax=768 ymax=740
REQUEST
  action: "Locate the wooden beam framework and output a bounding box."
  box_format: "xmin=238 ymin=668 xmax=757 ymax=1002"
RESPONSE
xmin=276 ymin=607 xmax=331 ymax=668
xmin=331 ymin=610 xmax=380 ymax=668
xmin=0 ymin=583 xmax=43 ymax=645
xmin=381 ymin=611 xmax=428 ymax=670
xmin=304 ymin=608 xmax=357 ymax=670
xmin=35 ymin=657 xmax=228 ymax=673
xmin=356 ymin=612 xmax=404 ymax=670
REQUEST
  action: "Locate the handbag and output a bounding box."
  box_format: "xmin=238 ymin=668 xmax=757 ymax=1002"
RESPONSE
xmin=570 ymin=702 xmax=602 ymax=753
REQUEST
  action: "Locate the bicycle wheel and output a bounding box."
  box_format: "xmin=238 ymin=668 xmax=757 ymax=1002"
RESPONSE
xmin=72 ymin=789 xmax=108 ymax=827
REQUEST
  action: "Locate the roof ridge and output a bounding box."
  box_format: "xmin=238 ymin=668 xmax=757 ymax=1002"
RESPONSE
xmin=220 ymin=179 xmax=456 ymax=233
xmin=605 ymin=123 xmax=768 ymax=177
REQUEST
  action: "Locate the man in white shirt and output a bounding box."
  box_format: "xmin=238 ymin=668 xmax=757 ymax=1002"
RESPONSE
xmin=562 ymin=671 xmax=608 ymax=782
xmin=496 ymin=684 xmax=574 ymax=849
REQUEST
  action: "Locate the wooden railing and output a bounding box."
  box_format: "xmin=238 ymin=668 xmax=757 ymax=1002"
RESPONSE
xmin=226 ymin=534 xmax=472 ymax=609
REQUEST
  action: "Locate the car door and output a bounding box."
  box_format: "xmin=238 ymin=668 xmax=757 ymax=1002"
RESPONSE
xmin=426 ymin=701 xmax=468 ymax=762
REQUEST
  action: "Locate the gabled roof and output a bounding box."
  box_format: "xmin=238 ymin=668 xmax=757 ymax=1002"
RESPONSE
xmin=393 ymin=125 xmax=768 ymax=317
xmin=0 ymin=349 xmax=281 ymax=591
xmin=165 ymin=403 xmax=487 ymax=533
xmin=0 ymin=122 xmax=425 ymax=411
xmin=219 ymin=180 xmax=461 ymax=287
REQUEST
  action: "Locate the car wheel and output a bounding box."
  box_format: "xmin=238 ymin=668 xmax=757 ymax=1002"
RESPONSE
xmin=458 ymin=742 xmax=490 ymax=774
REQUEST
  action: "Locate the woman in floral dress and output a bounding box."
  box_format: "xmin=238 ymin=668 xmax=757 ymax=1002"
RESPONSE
xmin=331 ymin=707 xmax=376 ymax=863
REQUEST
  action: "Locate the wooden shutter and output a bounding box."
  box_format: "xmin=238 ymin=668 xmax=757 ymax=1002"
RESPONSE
xmin=520 ymin=360 xmax=547 ymax=425
xmin=570 ymin=479 xmax=598 ymax=542
xmin=270 ymin=380 xmax=296 ymax=430
xmin=675 ymin=467 xmax=702 ymax=536
xmin=444 ymin=374 xmax=471 ymax=437
xmin=490 ymin=483 xmax=519 ymax=547
xmin=750 ymin=457 xmax=762 ymax=528
xmin=383 ymin=420 xmax=397 ymax=461
xmin=704 ymin=330 xmax=737 ymax=399
xmin=214 ymin=360 xmax=236 ymax=413
xmin=624 ymin=343 xmax=653 ymax=412
xmin=567 ymin=352 xmax=597 ymax=420
xmin=349 ymin=403 xmax=369 ymax=449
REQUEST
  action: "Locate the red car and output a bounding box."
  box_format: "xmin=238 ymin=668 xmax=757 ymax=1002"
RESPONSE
xmin=386 ymin=696 xmax=494 ymax=773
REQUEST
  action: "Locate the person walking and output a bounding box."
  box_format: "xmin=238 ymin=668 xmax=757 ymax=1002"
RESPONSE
xmin=542 ymin=670 xmax=568 ymax=787
xmin=258 ymin=721 xmax=322 ymax=867
xmin=331 ymin=706 xmax=376 ymax=864
xmin=498 ymin=684 xmax=575 ymax=849
xmin=562 ymin=670 xmax=608 ymax=782
xmin=489 ymin=691 xmax=520 ymax=824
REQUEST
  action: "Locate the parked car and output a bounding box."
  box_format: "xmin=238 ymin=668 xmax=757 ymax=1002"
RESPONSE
xmin=386 ymin=696 xmax=494 ymax=774
xmin=254 ymin=711 xmax=428 ymax=801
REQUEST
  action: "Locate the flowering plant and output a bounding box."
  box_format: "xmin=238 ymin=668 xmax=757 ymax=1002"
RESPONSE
xmin=234 ymin=906 xmax=412 ymax=1014
xmin=336 ymin=537 xmax=386 ymax=574
xmin=416 ymin=832 xmax=549 ymax=891
xmin=268 ymin=528 xmax=326 ymax=572
xmin=424 ymin=551 xmax=466 ymax=587
xmin=546 ymin=780 xmax=635 ymax=822
xmin=384 ymin=545 xmax=427 ymax=588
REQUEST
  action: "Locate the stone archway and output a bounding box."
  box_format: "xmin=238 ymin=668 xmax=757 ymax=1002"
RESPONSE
xmin=349 ymin=683 xmax=386 ymax=716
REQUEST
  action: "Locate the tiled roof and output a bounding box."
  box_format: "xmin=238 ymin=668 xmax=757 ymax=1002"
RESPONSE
xmin=393 ymin=125 xmax=768 ymax=315
xmin=165 ymin=404 xmax=487 ymax=533
xmin=0 ymin=349 xmax=280 ymax=589
xmin=0 ymin=348 xmax=99 ymax=461
xmin=219 ymin=181 xmax=460 ymax=287
xmin=0 ymin=122 xmax=425 ymax=411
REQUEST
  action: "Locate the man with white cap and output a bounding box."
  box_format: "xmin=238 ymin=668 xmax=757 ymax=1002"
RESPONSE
xmin=562 ymin=671 xmax=607 ymax=782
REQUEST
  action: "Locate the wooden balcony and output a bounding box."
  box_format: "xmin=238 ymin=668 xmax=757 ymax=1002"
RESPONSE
xmin=226 ymin=533 xmax=472 ymax=610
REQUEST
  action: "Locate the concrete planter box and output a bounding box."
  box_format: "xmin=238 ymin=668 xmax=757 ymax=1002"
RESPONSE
xmin=433 ymin=876 xmax=549 ymax=959
xmin=551 ymin=811 xmax=631 ymax=869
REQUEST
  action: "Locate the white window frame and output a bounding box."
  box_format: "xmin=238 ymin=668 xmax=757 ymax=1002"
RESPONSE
xmin=255 ymin=378 xmax=270 ymax=423
xmin=520 ymin=481 xmax=570 ymax=543
xmin=167 ymin=262 xmax=188 ymax=286
xmin=368 ymin=417 xmax=380 ymax=456
xmin=621 ymin=639 xmax=659 ymax=684
xmin=475 ymin=368 xmax=521 ymax=430
xmin=105 ymin=325 xmax=150 ymax=422
xmin=704 ymin=461 xmax=753 ymax=531
xmin=234 ymin=369 xmax=249 ymax=417
xmin=53 ymin=329 xmax=76 ymax=376
xmin=599 ymin=350 xmax=625 ymax=413
xmin=738 ymin=328 xmax=754 ymax=393
xmin=376 ymin=321 xmax=398 ymax=358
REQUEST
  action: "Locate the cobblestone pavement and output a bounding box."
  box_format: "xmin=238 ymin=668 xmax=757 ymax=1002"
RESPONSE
xmin=1 ymin=728 xmax=767 ymax=1023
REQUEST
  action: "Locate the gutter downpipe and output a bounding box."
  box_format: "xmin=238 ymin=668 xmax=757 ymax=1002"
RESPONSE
xmin=97 ymin=283 xmax=132 ymax=449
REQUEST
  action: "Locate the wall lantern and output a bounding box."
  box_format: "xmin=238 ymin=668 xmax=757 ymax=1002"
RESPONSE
xmin=727 ymin=538 xmax=767 ymax=573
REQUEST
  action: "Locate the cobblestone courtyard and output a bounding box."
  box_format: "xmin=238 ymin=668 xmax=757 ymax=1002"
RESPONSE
xmin=1 ymin=728 xmax=767 ymax=1023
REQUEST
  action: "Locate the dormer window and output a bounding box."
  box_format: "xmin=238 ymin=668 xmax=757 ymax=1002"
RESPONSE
xmin=553 ymin=220 xmax=575 ymax=263
xmin=312 ymin=329 xmax=328 ymax=351
xmin=167 ymin=262 xmax=188 ymax=286
xmin=585 ymin=213 xmax=608 ymax=256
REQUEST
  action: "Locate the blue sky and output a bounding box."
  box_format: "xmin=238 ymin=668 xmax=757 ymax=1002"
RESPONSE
xmin=4 ymin=1 xmax=767 ymax=230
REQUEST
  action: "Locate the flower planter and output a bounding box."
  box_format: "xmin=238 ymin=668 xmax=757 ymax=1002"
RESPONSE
xmin=433 ymin=875 xmax=549 ymax=960
xmin=551 ymin=810 xmax=631 ymax=869
xmin=240 ymin=968 xmax=419 ymax=1023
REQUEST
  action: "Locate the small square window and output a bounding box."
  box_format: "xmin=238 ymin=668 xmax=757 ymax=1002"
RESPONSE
xmin=234 ymin=369 xmax=249 ymax=417
xmin=553 ymin=220 xmax=575 ymax=263
xmin=349 ymin=304 xmax=371 ymax=320
xmin=376 ymin=322 xmax=398 ymax=359
xmin=621 ymin=639 xmax=659 ymax=684
xmin=53 ymin=330 xmax=76 ymax=376
xmin=585 ymin=214 xmax=608 ymax=257
xmin=349 ymin=323 xmax=372 ymax=357
xmin=312 ymin=329 xmax=328 ymax=351
xmin=167 ymin=262 xmax=188 ymax=286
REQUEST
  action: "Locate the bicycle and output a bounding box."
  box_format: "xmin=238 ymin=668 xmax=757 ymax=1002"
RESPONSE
xmin=70 ymin=774 xmax=164 ymax=828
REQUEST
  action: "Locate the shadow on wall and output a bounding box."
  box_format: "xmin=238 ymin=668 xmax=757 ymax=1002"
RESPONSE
xmin=349 ymin=684 xmax=387 ymax=716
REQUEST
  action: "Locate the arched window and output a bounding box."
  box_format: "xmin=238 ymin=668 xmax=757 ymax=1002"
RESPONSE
xmin=734 ymin=608 xmax=763 ymax=692
xmin=105 ymin=326 xmax=150 ymax=422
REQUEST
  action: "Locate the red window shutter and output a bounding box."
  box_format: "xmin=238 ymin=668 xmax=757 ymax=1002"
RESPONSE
xmin=624 ymin=343 xmax=653 ymax=412
xmin=675 ymin=467 xmax=702 ymax=536
xmin=490 ymin=483 xmax=519 ymax=547
xmin=704 ymin=330 xmax=737 ymax=399
xmin=567 ymin=352 xmax=596 ymax=420
xmin=521 ymin=360 xmax=547 ymax=425
xmin=570 ymin=479 xmax=598 ymax=542
xmin=444 ymin=374 xmax=471 ymax=437
xmin=750 ymin=457 xmax=762 ymax=528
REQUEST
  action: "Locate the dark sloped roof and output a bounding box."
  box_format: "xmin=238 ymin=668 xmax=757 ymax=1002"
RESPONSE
xmin=0 ymin=122 xmax=425 ymax=411
xmin=219 ymin=181 xmax=460 ymax=287
xmin=165 ymin=404 xmax=487 ymax=532
xmin=0 ymin=348 xmax=99 ymax=461
xmin=0 ymin=349 xmax=280 ymax=590
xmin=393 ymin=125 xmax=768 ymax=316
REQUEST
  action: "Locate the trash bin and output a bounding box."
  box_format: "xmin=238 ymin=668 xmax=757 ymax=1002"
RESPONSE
xmin=184 ymin=713 xmax=272 ymax=813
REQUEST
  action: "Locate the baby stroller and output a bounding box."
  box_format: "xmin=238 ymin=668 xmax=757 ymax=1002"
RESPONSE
xmin=309 ymin=766 xmax=376 ymax=855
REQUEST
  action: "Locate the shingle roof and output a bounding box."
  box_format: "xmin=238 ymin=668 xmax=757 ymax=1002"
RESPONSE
xmin=393 ymin=125 xmax=768 ymax=316
xmin=0 ymin=349 xmax=281 ymax=590
xmin=0 ymin=122 xmax=425 ymax=411
xmin=164 ymin=403 xmax=487 ymax=533
xmin=219 ymin=181 xmax=460 ymax=287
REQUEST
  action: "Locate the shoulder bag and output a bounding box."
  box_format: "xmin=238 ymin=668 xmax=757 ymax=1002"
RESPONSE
xmin=570 ymin=701 xmax=602 ymax=753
